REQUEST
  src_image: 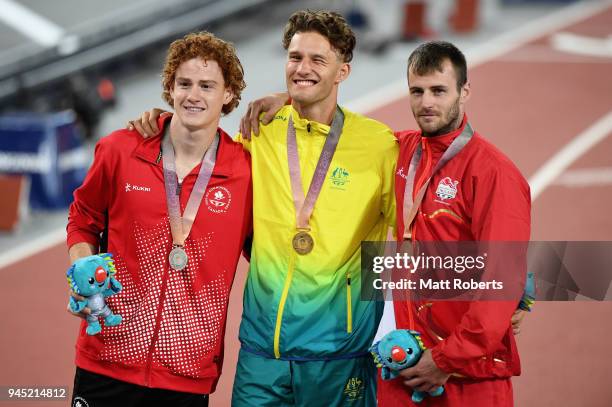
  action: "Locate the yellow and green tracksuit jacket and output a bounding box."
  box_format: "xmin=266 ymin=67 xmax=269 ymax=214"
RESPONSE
xmin=238 ymin=105 xmax=397 ymax=360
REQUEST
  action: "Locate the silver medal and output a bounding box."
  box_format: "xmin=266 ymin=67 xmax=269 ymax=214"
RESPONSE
xmin=169 ymin=246 xmax=188 ymax=270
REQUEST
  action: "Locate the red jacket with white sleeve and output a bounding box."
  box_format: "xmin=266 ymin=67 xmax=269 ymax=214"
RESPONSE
xmin=67 ymin=116 xmax=252 ymax=394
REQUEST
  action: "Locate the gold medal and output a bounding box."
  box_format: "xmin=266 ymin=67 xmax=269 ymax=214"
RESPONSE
xmin=292 ymin=231 xmax=314 ymax=255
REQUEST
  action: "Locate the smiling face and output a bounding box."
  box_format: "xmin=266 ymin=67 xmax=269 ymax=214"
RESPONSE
xmin=72 ymin=256 xmax=111 ymax=296
xmin=408 ymin=58 xmax=470 ymax=137
xmin=170 ymin=57 xmax=233 ymax=132
xmin=378 ymin=330 xmax=423 ymax=370
xmin=285 ymin=31 xmax=350 ymax=110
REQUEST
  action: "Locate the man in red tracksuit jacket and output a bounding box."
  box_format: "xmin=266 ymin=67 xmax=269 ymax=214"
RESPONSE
xmin=66 ymin=32 xmax=252 ymax=407
xmin=377 ymin=41 xmax=530 ymax=406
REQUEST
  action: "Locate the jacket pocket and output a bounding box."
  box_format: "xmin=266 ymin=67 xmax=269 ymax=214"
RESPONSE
xmin=346 ymin=272 xmax=352 ymax=333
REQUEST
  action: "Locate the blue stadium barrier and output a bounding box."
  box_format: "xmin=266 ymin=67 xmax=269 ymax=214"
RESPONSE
xmin=0 ymin=111 xmax=87 ymax=209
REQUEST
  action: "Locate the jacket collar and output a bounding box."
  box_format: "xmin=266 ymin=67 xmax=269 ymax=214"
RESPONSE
xmin=289 ymin=105 xmax=345 ymax=135
xmin=133 ymin=114 xmax=233 ymax=177
xmin=419 ymin=114 xmax=469 ymax=155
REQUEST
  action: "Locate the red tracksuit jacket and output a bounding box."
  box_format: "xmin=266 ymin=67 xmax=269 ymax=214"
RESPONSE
xmin=67 ymin=117 xmax=252 ymax=394
xmin=393 ymin=115 xmax=530 ymax=379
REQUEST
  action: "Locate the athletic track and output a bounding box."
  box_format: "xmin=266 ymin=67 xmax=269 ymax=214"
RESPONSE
xmin=0 ymin=3 xmax=611 ymax=406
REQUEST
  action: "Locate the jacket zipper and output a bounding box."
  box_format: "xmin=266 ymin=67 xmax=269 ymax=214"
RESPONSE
xmin=346 ymin=272 xmax=352 ymax=333
xmin=407 ymin=138 xmax=431 ymax=330
xmin=411 ymin=138 xmax=432 ymax=241
xmin=145 ymin=264 xmax=171 ymax=386
xmin=145 ymin=178 xmax=180 ymax=385
xmin=413 ymin=138 xmax=432 ymax=201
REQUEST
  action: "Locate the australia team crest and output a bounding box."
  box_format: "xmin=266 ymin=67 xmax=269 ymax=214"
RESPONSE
xmin=435 ymin=177 xmax=459 ymax=201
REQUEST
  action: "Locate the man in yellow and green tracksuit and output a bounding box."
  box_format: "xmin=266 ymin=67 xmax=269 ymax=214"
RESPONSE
xmin=232 ymin=11 xmax=397 ymax=406
xmin=235 ymin=106 xmax=396 ymax=406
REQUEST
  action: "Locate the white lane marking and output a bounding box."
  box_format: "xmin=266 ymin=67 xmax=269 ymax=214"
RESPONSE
xmin=347 ymin=0 xmax=612 ymax=113
xmin=0 ymin=0 xmax=64 ymax=47
xmin=495 ymin=43 xmax=612 ymax=63
xmin=0 ymin=228 xmax=66 ymax=269
xmin=529 ymin=111 xmax=612 ymax=199
xmin=552 ymin=32 xmax=612 ymax=58
xmin=553 ymin=167 xmax=612 ymax=187
xmin=466 ymin=0 xmax=612 ymax=67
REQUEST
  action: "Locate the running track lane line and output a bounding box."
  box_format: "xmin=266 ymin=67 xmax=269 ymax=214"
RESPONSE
xmin=0 ymin=228 xmax=66 ymax=269
xmin=346 ymin=0 xmax=612 ymax=114
xmin=554 ymin=166 xmax=612 ymax=187
xmin=529 ymin=110 xmax=612 ymax=200
xmin=1 ymin=0 xmax=611 ymax=271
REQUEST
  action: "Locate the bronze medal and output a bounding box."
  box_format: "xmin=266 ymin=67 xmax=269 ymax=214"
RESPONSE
xmin=292 ymin=231 xmax=314 ymax=255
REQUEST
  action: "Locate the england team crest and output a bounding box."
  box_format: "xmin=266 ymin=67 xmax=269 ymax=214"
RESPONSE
xmin=435 ymin=177 xmax=459 ymax=201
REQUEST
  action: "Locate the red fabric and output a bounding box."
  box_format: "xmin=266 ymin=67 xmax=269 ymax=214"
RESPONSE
xmin=381 ymin=115 xmax=530 ymax=404
xmin=67 ymin=115 xmax=252 ymax=394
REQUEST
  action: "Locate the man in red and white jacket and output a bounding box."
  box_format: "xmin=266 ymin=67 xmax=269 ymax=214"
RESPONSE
xmin=378 ymin=41 xmax=530 ymax=406
xmin=66 ymin=32 xmax=252 ymax=407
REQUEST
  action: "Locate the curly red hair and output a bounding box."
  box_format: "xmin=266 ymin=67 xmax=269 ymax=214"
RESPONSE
xmin=162 ymin=31 xmax=246 ymax=114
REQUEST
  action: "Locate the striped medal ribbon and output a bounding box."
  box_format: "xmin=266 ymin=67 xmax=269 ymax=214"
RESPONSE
xmin=162 ymin=129 xmax=219 ymax=270
xmin=287 ymin=107 xmax=344 ymax=255
xmin=402 ymin=122 xmax=474 ymax=240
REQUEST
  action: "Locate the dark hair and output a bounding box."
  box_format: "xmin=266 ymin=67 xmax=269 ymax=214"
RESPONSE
xmin=282 ymin=10 xmax=356 ymax=63
xmin=162 ymin=31 xmax=245 ymax=114
xmin=407 ymin=41 xmax=467 ymax=90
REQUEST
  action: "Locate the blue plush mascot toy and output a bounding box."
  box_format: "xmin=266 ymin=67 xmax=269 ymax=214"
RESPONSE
xmin=66 ymin=253 xmax=122 ymax=335
xmin=370 ymin=329 xmax=444 ymax=403
xmin=518 ymin=271 xmax=536 ymax=311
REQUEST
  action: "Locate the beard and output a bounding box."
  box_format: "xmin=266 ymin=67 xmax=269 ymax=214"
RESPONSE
xmin=419 ymin=97 xmax=462 ymax=137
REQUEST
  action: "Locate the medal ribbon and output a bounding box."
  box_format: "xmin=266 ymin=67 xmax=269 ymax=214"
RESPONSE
xmin=287 ymin=107 xmax=344 ymax=230
xmin=162 ymin=129 xmax=219 ymax=247
xmin=402 ymin=123 xmax=474 ymax=240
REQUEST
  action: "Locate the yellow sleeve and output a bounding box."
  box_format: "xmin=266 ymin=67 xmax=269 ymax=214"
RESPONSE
xmin=380 ymin=129 xmax=398 ymax=236
xmin=234 ymin=132 xmax=252 ymax=153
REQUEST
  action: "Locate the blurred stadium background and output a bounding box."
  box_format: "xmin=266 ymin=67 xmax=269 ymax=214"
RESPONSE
xmin=0 ymin=0 xmax=611 ymax=405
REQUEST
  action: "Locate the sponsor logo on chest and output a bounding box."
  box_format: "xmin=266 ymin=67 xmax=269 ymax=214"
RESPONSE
xmin=396 ymin=167 xmax=408 ymax=180
xmin=125 ymin=182 xmax=151 ymax=192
